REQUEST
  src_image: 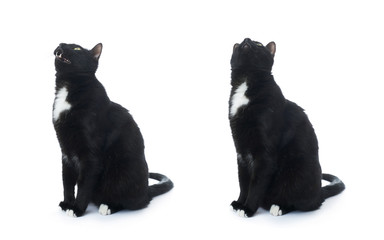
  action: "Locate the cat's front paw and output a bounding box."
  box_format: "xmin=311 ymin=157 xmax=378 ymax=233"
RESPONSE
xmin=59 ymin=201 xmax=84 ymax=217
xmin=59 ymin=201 xmax=73 ymax=211
xmin=230 ymin=201 xmax=256 ymax=218
xmin=65 ymin=209 xmax=77 ymax=218
xmin=231 ymin=200 xmax=243 ymax=211
xmin=66 ymin=207 xmax=85 ymax=217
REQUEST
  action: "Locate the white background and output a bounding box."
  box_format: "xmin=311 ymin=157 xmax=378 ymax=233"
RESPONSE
xmin=1 ymin=0 xmax=382 ymax=239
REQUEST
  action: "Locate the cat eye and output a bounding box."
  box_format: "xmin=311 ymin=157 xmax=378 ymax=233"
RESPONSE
xmin=74 ymin=47 xmax=81 ymax=50
xmin=256 ymin=42 xmax=263 ymax=47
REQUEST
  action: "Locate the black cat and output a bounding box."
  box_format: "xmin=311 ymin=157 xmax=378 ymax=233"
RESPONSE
xmin=229 ymin=38 xmax=345 ymax=217
xmin=53 ymin=43 xmax=173 ymax=217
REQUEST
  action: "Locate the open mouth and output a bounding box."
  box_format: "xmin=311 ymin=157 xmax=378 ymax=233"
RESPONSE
xmin=55 ymin=51 xmax=71 ymax=64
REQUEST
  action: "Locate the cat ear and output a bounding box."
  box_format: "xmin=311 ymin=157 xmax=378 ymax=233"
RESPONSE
xmin=266 ymin=42 xmax=276 ymax=57
xmin=91 ymin=43 xmax=103 ymax=60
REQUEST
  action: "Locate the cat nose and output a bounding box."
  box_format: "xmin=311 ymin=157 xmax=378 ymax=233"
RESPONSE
xmin=54 ymin=46 xmax=63 ymax=56
xmin=242 ymin=38 xmax=252 ymax=49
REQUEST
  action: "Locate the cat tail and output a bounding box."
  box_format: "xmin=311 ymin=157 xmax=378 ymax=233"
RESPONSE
xmin=321 ymin=173 xmax=345 ymax=199
xmin=148 ymin=172 xmax=174 ymax=198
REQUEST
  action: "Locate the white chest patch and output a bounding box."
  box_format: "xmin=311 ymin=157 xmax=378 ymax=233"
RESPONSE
xmin=53 ymin=87 xmax=71 ymax=122
xmin=230 ymin=82 xmax=249 ymax=117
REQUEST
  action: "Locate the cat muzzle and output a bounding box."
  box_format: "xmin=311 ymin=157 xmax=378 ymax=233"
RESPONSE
xmin=240 ymin=39 xmax=251 ymax=50
xmin=55 ymin=48 xmax=71 ymax=64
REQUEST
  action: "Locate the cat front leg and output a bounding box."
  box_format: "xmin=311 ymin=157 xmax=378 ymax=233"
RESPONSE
xmin=59 ymin=154 xmax=101 ymax=217
xmin=70 ymin=156 xmax=102 ymax=217
xmin=237 ymin=152 xmax=276 ymax=217
xmin=231 ymin=154 xmax=251 ymax=211
xmin=59 ymin=155 xmax=78 ymax=212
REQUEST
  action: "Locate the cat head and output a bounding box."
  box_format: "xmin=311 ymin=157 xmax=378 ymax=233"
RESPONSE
xmin=231 ymin=38 xmax=276 ymax=72
xmin=54 ymin=43 xmax=103 ymax=74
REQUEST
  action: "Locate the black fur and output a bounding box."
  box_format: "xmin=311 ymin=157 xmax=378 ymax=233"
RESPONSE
xmin=229 ymin=38 xmax=345 ymax=217
xmin=53 ymin=43 xmax=173 ymax=217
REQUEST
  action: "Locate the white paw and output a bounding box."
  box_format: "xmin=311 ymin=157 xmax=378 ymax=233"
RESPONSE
xmin=237 ymin=210 xmax=248 ymax=218
xmin=66 ymin=209 xmax=77 ymax=218
xmin=99 ymin=204 xmax=111 ymax=216
xmin=270 ymin=204 xmax=282 ymax=216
